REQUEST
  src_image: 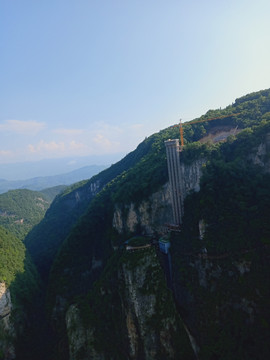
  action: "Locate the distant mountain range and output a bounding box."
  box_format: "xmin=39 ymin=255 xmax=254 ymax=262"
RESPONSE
xmin=0 ymin=154 xmax=124 ymax=180
xmin=0 ymin=164 xmax=107 ymax=193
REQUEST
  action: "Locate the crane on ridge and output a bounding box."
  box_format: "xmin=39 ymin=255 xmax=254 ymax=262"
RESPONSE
xmin=171 ymin=113 xmax=241 ymax=151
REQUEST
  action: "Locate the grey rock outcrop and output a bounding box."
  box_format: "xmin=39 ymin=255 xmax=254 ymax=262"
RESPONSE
xmin=112 ymin=183 xmax=173 ymax=236
xmin=65 ymin=249 xmax=194 ymax=360
xmin=112 ymin=158 xmax=205 ymax=237
xmin=250 ymin=133 xmax=270 ymax=172
xmin=180 ymin=158 xmax=205 ymax=197
xmin=0 ymin=283 xmax=15 ymax=360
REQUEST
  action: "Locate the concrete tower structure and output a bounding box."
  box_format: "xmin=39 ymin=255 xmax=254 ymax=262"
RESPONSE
xmin=164 ymin=139 xmax=183 ymax=226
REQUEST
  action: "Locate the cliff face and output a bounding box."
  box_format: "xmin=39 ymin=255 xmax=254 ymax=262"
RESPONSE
xmin=250 ymin=132 xmax=270 ymax=173
xmin=65 ymin=248 xmax=194 ymax=360
xmin=120 ymin=252 xmax=176 ymax=360
xmin=112 ymin=183 xmax=173 ymax=236
xmin=180 ymin=158 xmax=205 ymax=197
xmin=58 ymin=180 xmax=101 ymax=212
xmin=112 ymin=158 xmax=205 ymax=236
xmin=66 ymin=305 xmax=103 ymax=360
xmin=25 ymin=179 xmax=102 ymax=277
xmin=171 ymin=248 xmax=270 ymax=360
xmin=0 ymin=283 xmax=15 ymax=360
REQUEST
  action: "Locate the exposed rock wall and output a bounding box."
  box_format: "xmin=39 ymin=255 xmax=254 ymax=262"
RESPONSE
xmin=0 ymin=283 xmax=15 ymax=360
xmin=25 ymin=179 xmax=103 ymax=277
xmin=66 ymin=305 xmax=104 ymax=360
xmin=62 ymin=180 xmax=101 ymax=211
xmin=112 ymin=158 xmax=205 ymax=236
xmin=250 ymin=133 xmax=270 ymax=173
xmin=112 ymin=183 xmax=173 ymax=236
xmin=172 ymin=247 xmax=270 ymax=359
xmin=120 ymin=252 xmax=180 ymax=360
xmin=180 ymin=158 xmax=205 ymax=197
xmin=65 ymin=249 xmax=194 ymax=360
xmin=0 ymin=283 xmax=12 ymax=318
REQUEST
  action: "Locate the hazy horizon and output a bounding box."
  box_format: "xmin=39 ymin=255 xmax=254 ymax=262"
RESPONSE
xmin=0 ymin=153 xmax=124 ymax=181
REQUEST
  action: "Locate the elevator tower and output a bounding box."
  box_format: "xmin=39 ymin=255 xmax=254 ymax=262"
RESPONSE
xmin=164 ymin=139 xmax=183 ymax=226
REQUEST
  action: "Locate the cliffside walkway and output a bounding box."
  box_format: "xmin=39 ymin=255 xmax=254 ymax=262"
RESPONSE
xmin=126 ymin=244 xmax=152 ymax=252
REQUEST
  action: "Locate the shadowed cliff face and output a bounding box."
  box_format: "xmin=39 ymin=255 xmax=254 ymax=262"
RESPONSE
xmin=65 ymin=248 xmax=195 ymax=360
xmin=25 ymin=179 xmax=102 ymax=278
xmin=171 ymin=247 xmax=270 ymax=360
xmin=170 ymin=134 xmax=270 ymax=360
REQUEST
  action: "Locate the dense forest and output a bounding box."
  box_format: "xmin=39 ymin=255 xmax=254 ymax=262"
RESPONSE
xmin=0 ymin=189 xmax=51 ymax=241
xmin=0 ymin=226 xmax=39 ymax=358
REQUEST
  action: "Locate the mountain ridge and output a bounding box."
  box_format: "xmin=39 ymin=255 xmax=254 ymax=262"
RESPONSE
xmin=0 ymin=165 xmax=107 ymax=194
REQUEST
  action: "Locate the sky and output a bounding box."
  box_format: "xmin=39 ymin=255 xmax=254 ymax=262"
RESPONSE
xmin=1 ymin=0 xmax=270 ymax=169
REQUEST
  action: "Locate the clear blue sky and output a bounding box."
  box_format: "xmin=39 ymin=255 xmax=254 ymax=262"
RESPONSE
xmin=1 ymin=0 xmax=270 ymax=165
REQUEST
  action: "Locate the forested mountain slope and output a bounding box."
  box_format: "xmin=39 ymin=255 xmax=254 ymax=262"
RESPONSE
xmin=0 ymin=226 xmax=39 ymax=359
xmin=39 ymin=185 xmax=67 ymax=202
xmin=0 ymin=189 xmax=51 ymax=241
xmin=42 ymin=89 xmax=270 ymax=359
xmin=0 ymin=165 xmax=106 ymax=194
xmin=24 ymin=136 xmax=161 ymax=277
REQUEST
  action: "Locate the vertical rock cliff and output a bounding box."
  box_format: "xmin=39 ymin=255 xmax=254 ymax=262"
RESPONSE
xmin=0 ymin=283 xmax=15 ymax=360
xmin=112 ymin=157 xmax=205 ymax=237
xmin=112 ymin=183 xmax=173 ymax=236
xmin=65 ymin=248 xmax=195 ymax=360
xmin=180 ymin=158 xmax=205 ymax=197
